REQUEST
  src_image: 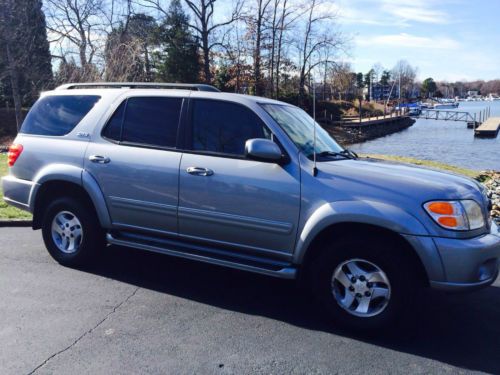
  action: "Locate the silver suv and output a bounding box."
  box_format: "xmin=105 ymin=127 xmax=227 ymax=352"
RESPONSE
xmin=3 ymin=83 xmax=500 ymax=331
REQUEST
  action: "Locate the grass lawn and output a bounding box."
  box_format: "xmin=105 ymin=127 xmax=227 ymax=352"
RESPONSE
xmin=0 ymin=153 xmax=32 ymax=220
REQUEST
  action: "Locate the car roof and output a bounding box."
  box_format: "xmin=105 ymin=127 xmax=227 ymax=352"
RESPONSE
xmin=43 ymin=86 xmax=291 ymax=107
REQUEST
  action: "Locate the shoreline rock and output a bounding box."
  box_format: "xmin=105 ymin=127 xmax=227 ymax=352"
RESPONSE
xmin=479 ymin=171 xmax=500 ymax=225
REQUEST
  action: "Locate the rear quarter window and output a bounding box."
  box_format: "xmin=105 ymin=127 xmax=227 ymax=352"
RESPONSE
xmin=20 ymin=95 xmax=101 ymax=136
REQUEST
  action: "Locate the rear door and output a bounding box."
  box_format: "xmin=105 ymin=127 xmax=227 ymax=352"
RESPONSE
xmin=178 ymin=98 xmax=301 ymax=256
xmin=85 ymin=95 xmax=185 ymax=234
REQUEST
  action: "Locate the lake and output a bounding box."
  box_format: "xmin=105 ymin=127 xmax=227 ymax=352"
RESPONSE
xmin=350 ymin=101 xmax=500 ymax=171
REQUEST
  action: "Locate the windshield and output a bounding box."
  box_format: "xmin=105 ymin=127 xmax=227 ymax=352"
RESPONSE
xmin=261 ymin=104 xmax=344 ymax=158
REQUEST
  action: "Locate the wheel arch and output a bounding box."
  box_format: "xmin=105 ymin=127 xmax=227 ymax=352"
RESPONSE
xmin=299 ymin=221 xmax=430 ymax=288
xmin=294 ymin=201 xmax=440 ymax=286
xmin=31 ymin=172 xmax=111 ymax=230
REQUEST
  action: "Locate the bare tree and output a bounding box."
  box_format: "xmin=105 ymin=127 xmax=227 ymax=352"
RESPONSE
xmin=274 ymin=0 xmax=296 ymax=98
xmin=183 ymin=0 xmax=242 ymax=83
xmin=105 ymin=35 xmax=147 ymax=81
xmin=296 ymin=0 xmax=344 ymax=104
xmin=244 ymin=0 xmax=272 ymax=95
xmin=329 ymin=62 xmax=355 ymax=100
xmin=392 ymin=60 xmax=417 ymax=99
xmin=371 ymin=62 xmax=383 ymax=84
xmin=45 ymin=0 xmax=106 ymax=70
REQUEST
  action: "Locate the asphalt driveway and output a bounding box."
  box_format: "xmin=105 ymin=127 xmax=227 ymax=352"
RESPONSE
xmin=1 ymin=227 xmax=499 ymax=374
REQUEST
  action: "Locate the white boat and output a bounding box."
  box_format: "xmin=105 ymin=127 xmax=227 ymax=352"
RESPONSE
xmin=433 ymin=102 xmax=459 ymax=109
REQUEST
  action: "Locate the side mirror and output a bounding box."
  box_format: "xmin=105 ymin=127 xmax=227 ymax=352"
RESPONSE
xmin=245 ymin=138 xmax=283 ymax=163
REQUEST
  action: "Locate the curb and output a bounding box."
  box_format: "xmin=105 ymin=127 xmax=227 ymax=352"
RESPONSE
xmin=0 ymin=220 xmax=32 ymax=227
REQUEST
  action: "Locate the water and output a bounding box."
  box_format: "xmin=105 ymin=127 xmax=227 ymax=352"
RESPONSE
xmin=350 ymin=101 xmax=500 ymax=171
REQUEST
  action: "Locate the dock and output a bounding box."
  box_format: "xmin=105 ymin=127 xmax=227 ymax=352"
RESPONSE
xmin=321 ymin=115 xmax=415 ymax=144
xmin=475 ymin=117 xmax=500 ymax=138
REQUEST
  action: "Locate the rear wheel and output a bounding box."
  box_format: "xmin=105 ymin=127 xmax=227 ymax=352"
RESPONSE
xmin=41 ymin=197 xmax=105 ymax=266
xmin=310 ymin=237 xmax=418 ymax=332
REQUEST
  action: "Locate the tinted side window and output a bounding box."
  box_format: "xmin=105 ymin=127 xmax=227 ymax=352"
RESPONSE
xmin=122 ymin=97 xmax=182 ymax=148
xmin=191 ymin=100 xmax=270 ymax=155
xmin=102 ymin=101 xmax=126 ymax=141
xmin=20 ymin=95 xmax=100 ymax=136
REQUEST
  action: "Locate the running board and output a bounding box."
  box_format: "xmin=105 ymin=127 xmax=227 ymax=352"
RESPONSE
xmin=106 ymin=232 xmax=297 ymax=279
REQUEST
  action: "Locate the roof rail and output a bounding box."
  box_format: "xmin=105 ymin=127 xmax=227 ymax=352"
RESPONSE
xmin=55 ymin=82 xmax=221 ymax=92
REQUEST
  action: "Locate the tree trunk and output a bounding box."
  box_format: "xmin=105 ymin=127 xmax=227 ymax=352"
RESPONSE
xmin=254 ymin=3 xmax=263 ymax=96
xmin=202 ymin=32 xmax=211 ymax=83
xmin=275 ymin=0 xmax=287 ymax=99
xmin=5 ymin=42 xmax=23 ymax=130
xmin=144 ymin=45 xmax=151 ymax=81
xmin=269 ymin=0 xmax=279 ymax=97
xmin=299 ymin=68 xmax=307 ymax=106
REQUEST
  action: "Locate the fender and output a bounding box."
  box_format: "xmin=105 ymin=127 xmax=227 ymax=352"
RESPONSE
xmin=29 ymin=163 xmax=83 ymax=210
xmin=81 ymin=170 xmax=112 ymax=228
xmin=293 ymin=200 xmax=432 ymax=264
xmin=28 ymin=163 xmax=112 ymax=228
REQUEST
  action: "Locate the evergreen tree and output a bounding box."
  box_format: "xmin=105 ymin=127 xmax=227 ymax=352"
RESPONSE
xmin=421 ymin=77 xmax=437 ymax=98
xmin=380 ymin=70 xmax=391 ymax=86
xmin=0 ymin=0 xmax=53 ymax=127
xmin=157 ymin=0 xmax=200 ymax=83
xmin=214 ymin=66 xmax=232 ymax=92
xmin=356 ymin=73 xmax=364 ymax=89
xmin=21 ymin=0 xmax=53 ymax=99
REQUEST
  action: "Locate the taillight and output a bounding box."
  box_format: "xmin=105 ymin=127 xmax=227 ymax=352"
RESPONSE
xmin=7 ymin=144 xmax=23 ymax=167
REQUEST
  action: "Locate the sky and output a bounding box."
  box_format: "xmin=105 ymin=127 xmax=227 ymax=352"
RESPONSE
xmin=334 ymin=0 xmax=500 ymax=81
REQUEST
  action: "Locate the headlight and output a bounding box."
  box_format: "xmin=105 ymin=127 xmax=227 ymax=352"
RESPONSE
xmin=423 ymin=200 xmax=485 ymax=231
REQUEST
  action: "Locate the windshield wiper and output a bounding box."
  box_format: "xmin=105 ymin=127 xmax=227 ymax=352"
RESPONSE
xmin=318 ymin=150 xmax=357 ymax=160
xmin=340 ymin=149 xmax=358 ymax=159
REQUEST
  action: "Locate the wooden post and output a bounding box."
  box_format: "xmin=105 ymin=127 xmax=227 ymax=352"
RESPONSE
xmin=359 ymin=98 xmax=362 ymax=123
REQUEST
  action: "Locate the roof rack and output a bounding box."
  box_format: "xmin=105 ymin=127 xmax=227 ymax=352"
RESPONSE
xmin=55 ymin=82 xmax=220 ymax=92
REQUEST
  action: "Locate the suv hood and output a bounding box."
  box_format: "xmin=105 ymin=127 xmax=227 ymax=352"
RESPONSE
xmin=318 ymin=157 xmax=484 ymax=203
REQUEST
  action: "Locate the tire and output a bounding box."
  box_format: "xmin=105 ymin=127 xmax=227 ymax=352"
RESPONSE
xmin=41 ymin=196 xmax=105 ymax=267
xmin=310 ymin=237 xmax=418 ymax=333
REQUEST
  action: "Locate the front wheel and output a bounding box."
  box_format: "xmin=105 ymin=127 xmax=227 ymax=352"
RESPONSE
xmin=41 ymin=197 xmax=105 ymax=267
xmin=310 ymin=238 xmax=418 ymax=332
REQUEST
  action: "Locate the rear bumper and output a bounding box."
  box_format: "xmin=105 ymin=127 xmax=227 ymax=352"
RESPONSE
xmin=430 ymin=222 xmax=500 ymax=292
xmin=1 ymin=175 xmax=36 ymax=212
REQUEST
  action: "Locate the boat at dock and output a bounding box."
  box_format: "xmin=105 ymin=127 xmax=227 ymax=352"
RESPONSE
xmin=431 ymin=99 xmax=459 ymax=109
xmin=433 ymin=102 xmax=459 ymax=109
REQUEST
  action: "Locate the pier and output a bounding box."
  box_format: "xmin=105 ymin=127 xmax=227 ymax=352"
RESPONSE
xmin=320 ymin=114 xmax=415 ymax=144
xmin=418 ymin=109 xmax=475 ymax=123
xmin=475 ymin=117 xmax=500 ymax=138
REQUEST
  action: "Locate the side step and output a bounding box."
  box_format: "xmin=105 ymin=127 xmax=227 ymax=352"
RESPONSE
xmin=106 ymin=232 xmax=298 ymax=279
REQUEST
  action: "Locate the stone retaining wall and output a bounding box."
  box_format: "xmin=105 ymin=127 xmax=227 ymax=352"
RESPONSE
xmin=322 ymin=117 xmax=415 ymax=145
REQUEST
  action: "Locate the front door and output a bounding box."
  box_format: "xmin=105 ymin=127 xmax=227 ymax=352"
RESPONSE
xmin=178 ymin=99 xmax=300 ymax=255
xmin=85 ymin=96 xmax=184 ymax=234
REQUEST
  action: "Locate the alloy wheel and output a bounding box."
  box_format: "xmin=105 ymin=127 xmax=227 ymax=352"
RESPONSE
xmin=331 ymin=258 xmax=391 ymax=318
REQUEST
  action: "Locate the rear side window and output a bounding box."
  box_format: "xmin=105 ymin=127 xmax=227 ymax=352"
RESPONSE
xmin=123 ymin=97 xmax=182 ymax=148
xmin=191 ymin=99 xmax=270 ymax=155
xmin=102 ymin=101 xmax=125 ymax=141
xmin=102 ymin=97 xmax=182 ymax=148
xmin=20 ymin=95 xmax=100 ymax=136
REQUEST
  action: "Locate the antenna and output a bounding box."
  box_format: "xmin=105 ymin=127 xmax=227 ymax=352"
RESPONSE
xmin=312 ymin=78 xmax=318 ymax=177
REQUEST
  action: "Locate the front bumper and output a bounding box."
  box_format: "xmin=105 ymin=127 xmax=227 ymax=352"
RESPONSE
xmin=1 ymin=175 xmax=35 ymax=212
xmin=430 ymin=222 xmax=500 ymax=291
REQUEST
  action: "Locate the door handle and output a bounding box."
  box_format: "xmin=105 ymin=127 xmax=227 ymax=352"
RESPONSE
xmin=89 ymin=155 xmax=111 ymax=164
xmin=186 ymin=167 xmax=214 ymax=176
